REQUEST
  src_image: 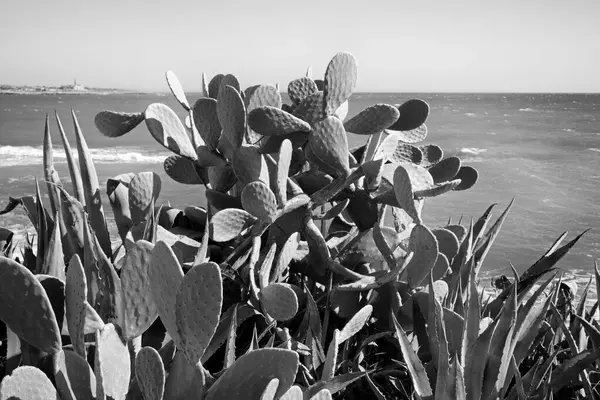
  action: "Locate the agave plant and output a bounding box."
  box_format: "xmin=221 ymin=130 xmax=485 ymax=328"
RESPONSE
xmin=0 ymin=52 xmax=597 ymax=400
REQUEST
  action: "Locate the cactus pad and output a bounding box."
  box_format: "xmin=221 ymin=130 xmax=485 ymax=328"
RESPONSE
xmin=241 ymin=181 xmax=278 ymax=223
xmin=388 ymin=99 xmax=429 ymax=131
xmin=205 ymin=348 xmax=299 ymax=400
xmin=144 ymin=103 xmax=197 ymax=160
xmin=393 ymin=166 xmax=421 ymax=224
xmin=307 ymin=116 xmax=350 ymax=178
xmin=129 ymin=172 xmax=162 ymax=225
xmin=432 ymin=228 xmax=460 ymax=260
xmin=453 ymin=166 xmax=479 ymax=191
xmin=54 ymin=349 xmax=97 ymax=400
xmin=217 ymin=84 xmax=246 ymax=154
xmin=322 ymin=329 xmax=340 ymax=381
xmin=406 ymin=225 xmax=439 ymax=288
xmin=95 ymin=323 xmax=130 ymax=400
xmin=292 ymin=91 xmax=325 ymax=124
xmin=343 ymin=104 xmax=399 ymax=136
xmin=428 ymin=156 xmax=461 ymax=184
xmin=385 ymin=124 xmax=428 ymax=144
xmin=248 ymin=106 xmax=312 ymax=136
xmin=260 ymin=283 xmax=299 ymax=321
xmin=94 ymin=111 xmax=145 ymax=138
xmin=0 ymin=256 xmax=61 ymax=354
xmin=0 ymin=366 xmax=60 ymax=400
xmin=414 ymin=179 xmax=462 ymax=198
xmin=120 ymin=240 xmax=159 ymax=339
xmin=288 ymin=77 xmax=318 ymax=106
xmin=208 ymin=74 xmax=225 ymax=99
xmin=208 ymin=165 xmax=237 ymax=193
xmin=419 ymin=144 xmax=443 ymax=167
xmin=193 ymin=97 xmax=222 ymax=151
xmin=148 ymin=241 xmax=185 ymax=349
xmin=232 ymin=145 xmax=270 ymax=186
xmin=164 ymin=155 xmax=206 ymax=185
xmin=175 ymin=262 xmax=223 ymax=364
xmin=210 ymin=208 xmax=257 ymax=242
xmin=431 ymin=253 xmax=450 ymax=281
xmin=323 ymin=52 xmax=358 ymax=116
xmin=135 ymin=346 xmax=165 ymax=400
xmin=166 ymin=70 xmax=191 ymax=111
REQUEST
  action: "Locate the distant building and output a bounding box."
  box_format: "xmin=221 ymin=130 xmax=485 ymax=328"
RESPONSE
xmin=72 ymin=78 xmax=85 ymax=91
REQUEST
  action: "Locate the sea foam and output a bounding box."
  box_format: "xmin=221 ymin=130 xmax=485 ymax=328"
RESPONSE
xmin=0 ymin=145 xmax=167 ymax=167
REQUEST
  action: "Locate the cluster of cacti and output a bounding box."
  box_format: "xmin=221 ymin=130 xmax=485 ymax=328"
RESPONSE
xmin=1 ymin=51 xmax=598 ymax=399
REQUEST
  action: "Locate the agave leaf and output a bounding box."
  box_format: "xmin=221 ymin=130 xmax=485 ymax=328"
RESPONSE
xmin=54 ymin=349 xmax=97 ymax=400
xmin=41 ymin=212 xmax=66 ymax=281
xmin=392 ymin=311 xmax=433 ymax=397
xmin=0 ymin=366 xmax=61 ymax=399
xmin=428 ymin=156 xmax=461 ymax=184
xmin=166 ymin=70 xmax=191 ymax=111
xmin=176 ymin=262 xmax=223 ymax=365
xmin=205 ymin=348 xmax=299 ymax=400
xmin=54 ymin=113 xmax=86 ymax=207
xmin=307 ymin=116 xmax=351 ymax=178
xmin=549 ymin=349 xmax=600 ymax=393
xmin=94 ymin=110 xmax=145 ymax=138
xmin=460 ymin=259 xmax=480 ymax=364
xmin=464 ymin=314 xmax=495 ymax=400
xmin=145 ymin=103 xmax=197 ymax=160
xmin=34 ymin=179 xmax=50 ymax=274
xmin=223 ymin=304 xmax=239 ymax=370
xmin=43 ymin=114 xmax=63 ymax=219
xmin=453 ymin=166 xmax=478 ymax=191
xmin=272 ymin=232 xmax=300 ymax=284
xmin=210 ymin=208 xmax=256 ymax=242
xmin=248 ymin=106 xmax=311 ymax=136
xmin=305 ymin=372 xmax=367 ymax=398
xmin=135 ymin=347 xmax=165 ymax=400
xmin=338 ymin=305 xmax=373 ymax=343
xmin=94 ymin=324 xmax=130 ymax=400
xmin=481 ymin=277 xmax=518 ymax=400
xmin=343 ymin=104 xmax=399 ymax=135
xmin=65 ymin=254 xmax=87 ymax=359
xmin=321 ymin=329 xmax=340 ymax=382
xmin=572 ymin=314 xmax=600 ymax=349
xmin=71 ymin=110 xmax=112 ymax=257
xmin=0 ymin=256 xmax=62 ymax=354
xmin=430 ymin=286 xmax=451 ymax=400
xmin=106 ymin=174 xmax=134 ymax=241
xmin=233 ymin=145 xmax=270 ymax=186
xmin=323 ymin=52 xmax=358 ymax=116
xmin=260 ymin=283 xmax=299 ymax=322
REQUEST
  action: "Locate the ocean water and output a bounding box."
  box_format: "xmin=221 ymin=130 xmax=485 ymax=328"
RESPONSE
xmin=1 ymin=92 xmax=599 ymax=291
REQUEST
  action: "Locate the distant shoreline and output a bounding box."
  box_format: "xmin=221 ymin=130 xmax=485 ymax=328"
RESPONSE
xmin=0 ymin=85 xmax=144 ymax=95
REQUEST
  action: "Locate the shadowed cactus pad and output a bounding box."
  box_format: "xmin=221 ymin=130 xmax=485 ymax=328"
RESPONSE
xmin=53 ymin=349 xmax=97 ymax=400
xmin=388 ymin=99 xmax=429 ymax=132
xmin=248 ymin=106 xmax=312 ymax=136
xmin=205 ymin=348 xmax=299 ymax=400
xmin=343 ymin=104 xmax=399 ymax=135
xmin=260 ymin=283 xmax=300 ymax=321
xmin=135 ymin=347 xmax=165 ymax=400
xmin=94 ymin=111 xmax=144 ymax=138
xmin=0 ymin=256 xmax=62 ymax=354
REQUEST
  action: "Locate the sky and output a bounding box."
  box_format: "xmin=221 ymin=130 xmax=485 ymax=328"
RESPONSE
xmin=1 ymin=0 xmax=599 ymax=93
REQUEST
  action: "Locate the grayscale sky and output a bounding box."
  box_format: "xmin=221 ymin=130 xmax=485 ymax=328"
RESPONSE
xmin=1 ymin=0 xmax=599 ymax=92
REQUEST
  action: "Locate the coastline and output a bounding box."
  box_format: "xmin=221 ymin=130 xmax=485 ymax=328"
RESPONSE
xmin=0 ymin=89 xmax=144 ymax=96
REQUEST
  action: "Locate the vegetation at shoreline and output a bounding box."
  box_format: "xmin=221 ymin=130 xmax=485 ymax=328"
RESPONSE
xmin=0 ymin=52 xmax=598 ymax=399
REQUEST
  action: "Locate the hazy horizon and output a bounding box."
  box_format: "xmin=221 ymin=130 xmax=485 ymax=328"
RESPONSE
xmin=2 ymin=0 xmax=599 ymax=93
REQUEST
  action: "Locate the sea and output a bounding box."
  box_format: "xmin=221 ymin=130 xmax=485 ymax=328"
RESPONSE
xmin=1 ymin=92 xmax=599 ymax=297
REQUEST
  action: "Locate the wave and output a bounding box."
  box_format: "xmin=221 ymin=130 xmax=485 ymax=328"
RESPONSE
xmin=457 ymin=147 xmax=487 ymax=156
xmin=0 ymin=145 xmax=167 ymax=167
xmin=589 ymin=148 xmax=600 ymax=153
xmin=464 ymin=112 xmax=476 ymax=117
xmin=518 ymin=108 xmax=539 ymax=112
